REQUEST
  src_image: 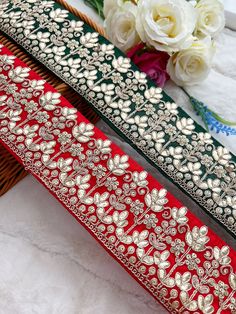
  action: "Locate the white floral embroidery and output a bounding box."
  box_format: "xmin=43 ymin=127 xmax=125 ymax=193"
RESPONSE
xmin=4 ymin=0 xmax=232 ymax=235
xmin=0 ymin=44 xmax=236 ymax=313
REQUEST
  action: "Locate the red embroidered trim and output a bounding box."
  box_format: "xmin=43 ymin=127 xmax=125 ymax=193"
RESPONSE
xmin=0 ymin=44 xmax=236 ymax=313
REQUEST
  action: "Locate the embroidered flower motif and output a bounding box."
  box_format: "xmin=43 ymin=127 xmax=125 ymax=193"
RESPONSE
xmin=186 ymin=253 xmax=200 ymax=270
xmin=98 ymin=63 xmax=111 ymax=74
xmin=132 ymin=93 xmax=144 ymax=105
xmin=58 ymin=131 xmax=71 ymax=145
xmin=142 ymin=213 xmax=158 ymax=229
xmin=130 ymin=200 xmax=144 ymax=216
xmin=213 ymin=281 xmax=229 ymax=299
xmin=176 ymin=135 xmax=188 ymax=146
xmin=67 ymin=39 xmax=79 ymax=50
xmin=47 ymin=21 xmax=59 ymax=32
xmin=92 ymin=165 xmax=106 ymax=179
xmin=104 ymin=176 xmax=119 ymax=191
xmin=35 ymin=111 xmax=49 ymax=123
xmin=144 ymin=104 xmax=155 ymax=116
xmin=165 ymin=124 xmax=176 ymax=136
xmin=111 ymin=72 xmax=122 ymax=84
xmin=201 ymin=154 xmax=213 ymax=167
xmin=214 ymin=165 xmax=226 ymax=178
xmin=37 ymin=14 xmax=48 ymax=25
xmin=171 ymin=239 xmax=185 ymax=256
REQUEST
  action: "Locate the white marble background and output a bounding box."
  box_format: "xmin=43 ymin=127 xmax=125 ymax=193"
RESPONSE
xmin=0 ymin=1 xmax=236 ymax=313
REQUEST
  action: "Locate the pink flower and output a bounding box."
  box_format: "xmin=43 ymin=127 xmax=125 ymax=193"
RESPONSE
xmin=127 ymin=43 xmax=170 ymax=88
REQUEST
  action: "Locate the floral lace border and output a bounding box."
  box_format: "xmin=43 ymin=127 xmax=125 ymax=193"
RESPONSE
xmin=0 ymin=0 xmax=236 ymax=237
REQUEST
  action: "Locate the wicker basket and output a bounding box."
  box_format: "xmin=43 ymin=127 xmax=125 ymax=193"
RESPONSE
xmin=0 ymin=0 xmax=105 ymax=196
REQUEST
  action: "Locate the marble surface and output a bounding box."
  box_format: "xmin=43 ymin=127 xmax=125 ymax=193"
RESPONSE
xmin=0 ymin=1 xmax=236 ymax=314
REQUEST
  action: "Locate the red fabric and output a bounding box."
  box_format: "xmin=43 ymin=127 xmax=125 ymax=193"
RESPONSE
xmin=0 ymin=44 xmax=236 ymax=313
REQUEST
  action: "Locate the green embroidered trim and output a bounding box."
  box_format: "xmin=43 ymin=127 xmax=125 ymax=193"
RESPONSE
xmin=0 ymin=0 xmax=236 ymax=236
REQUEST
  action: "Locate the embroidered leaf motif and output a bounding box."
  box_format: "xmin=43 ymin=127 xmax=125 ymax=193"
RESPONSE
xmin=96 ymin=139 xmax=111 ymax=154
xmin=176 ymin=118 xmax=195 ymax=135
xmin=171 ymin=207 xmax=188 ymax=225
xmin=75 ymin=174 xmax=91 ymax=190
xmin=59 ymin=172 xmax=75 ymax=188
xmin=0 ymin=95 xmax=7 ymax=106
xmin=132 ymin=171 xmax=148 ymax=187
xmin=23 ymin=124 xmax=39 ymax=138
xmin=108 ymin=155 xmax=129 ymax=175
xmin=80 ymin=32 xmax=99 ymax=48
xmin=57 ymin=157 xmax=73 ymax=172
xmin=39 ymin=92 xmax=61 ymax=110
xmin=229 ymin=273 xmax=236 ymax=290
xmin=70 ymin=20 xmax=84 ymax=32
xmin=213 ymin=246 xmax=230 ymax=266
xmin=212 ymin=147 xmax=231 ymax=165
xmin=8 ymin=66 xmax=30 ymax=83
xmin=186 ymin=226 xmax=209 ymax=252
xmin=30 ymin=79 xmax=45 ymax=90
xmin=154 ymin=251 xmax=170 ymax=269
xmin=112 ymin=56 xmax=131 ymax=73
xmin=72 ymin=122 xmax=94 ymax=143
xmin=134 ymin=71 xmax=147 ymax=84
xmin=113 ymin=211 xmax=128 ymax=227
xmin=53 ymin=47 xmax=66 ymax=59
xmin=49 ymin=8 xmax=68 ymax=22
xmin=187 ymin=162 xmax=202 ymax=176
xmin=197 ymin=295 xmax=214 ymax=314
xmin=145 ymin=188 xmax=168 ymax=212
xmin=175 ymin=272 xmax=192 ymax=291
xmin=144 ymin=87 xmax=162 ymax=103
xmin=180 ymin=291 xmax=198 ymax=311
xmin=61 ymin=107 xmax=77 ymax=120
xmin=94 ymin=192 xmax=109 ymax=208
xmin=100 ymin=44 xmax=114 ymax=55
xmin=82 ymin=70 xmax=97 ymax=86
xmin=0 ymin=53 xmax=15 ymax=65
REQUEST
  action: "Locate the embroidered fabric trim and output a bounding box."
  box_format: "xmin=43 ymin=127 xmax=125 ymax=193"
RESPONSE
xmin=1 ymin=43 xmax=236 ymax=314
xmin=0 ymin=0 xmax=236 ymax=237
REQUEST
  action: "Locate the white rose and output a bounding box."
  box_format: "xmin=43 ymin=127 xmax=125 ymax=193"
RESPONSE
xmin=194 ymin=0 xmax=225 ymax=38
xmin=103 ymin=0 xmax=123 ymax=18
xmin=104 ymin=2 xmax=140 ymax=52
xmin=136 ymin=0 xmax=197 ymax=53
xmin=167 ymin=36 xmax=215 ymax=86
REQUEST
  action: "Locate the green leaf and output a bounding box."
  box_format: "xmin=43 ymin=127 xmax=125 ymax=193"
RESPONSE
xmin=84 ymin=0 xmax=104 ymax=18
xmin=208 ymin=110 xmax=236 ymax=127
xmin=188 ymin=96 xmax=209 ymax=131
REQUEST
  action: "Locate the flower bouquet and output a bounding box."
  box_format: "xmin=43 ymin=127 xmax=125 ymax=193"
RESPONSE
xmin=86 ymin=0 xmax=236 ymax=135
